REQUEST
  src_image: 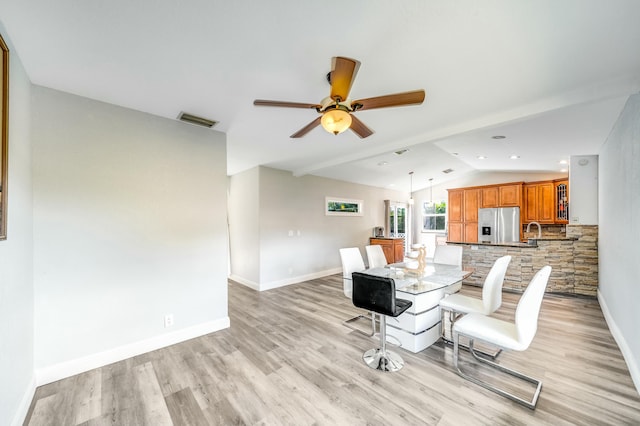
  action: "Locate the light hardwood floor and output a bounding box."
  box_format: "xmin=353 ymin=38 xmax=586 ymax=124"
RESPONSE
xmin=24 ymin=275 xmax=640 ymax=425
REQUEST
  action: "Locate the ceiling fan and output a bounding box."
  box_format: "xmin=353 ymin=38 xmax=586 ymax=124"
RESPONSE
xmin=253 ymin=56 xmax=426 ymax=139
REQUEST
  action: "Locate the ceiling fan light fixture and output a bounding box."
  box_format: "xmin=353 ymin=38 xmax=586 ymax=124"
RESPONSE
xmin=321 ymin=108 xmax=352 ymax=135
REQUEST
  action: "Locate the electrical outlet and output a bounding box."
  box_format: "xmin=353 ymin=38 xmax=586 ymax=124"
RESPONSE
xmin=164 ymin=314 xmax=174 ymax=328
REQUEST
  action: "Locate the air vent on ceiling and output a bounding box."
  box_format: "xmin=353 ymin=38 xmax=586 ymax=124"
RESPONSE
xmin=394 ymin=149 xmax=409 ymax=155
xmin=178 ymin=112 xmax=218 ymax=128
xmin=442 ymin=168 xmax=454 ymax=174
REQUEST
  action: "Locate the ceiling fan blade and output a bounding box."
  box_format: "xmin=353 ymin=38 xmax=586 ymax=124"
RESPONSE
xmin=254 ymin=99 xmax=321 ymax=109
xmin=330 ymin=57 xmax=360 ymax=102
xmin=349 ymin=115 xmax=374 ymax=139
xmin=352 ymin=89 xmax=426 ymax=111
xmin=290 ymin=116 xmax=322 ymax=138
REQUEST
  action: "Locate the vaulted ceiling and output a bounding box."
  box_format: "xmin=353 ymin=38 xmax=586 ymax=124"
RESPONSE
xmin=2 ymin=0 xmax=639 ymax=191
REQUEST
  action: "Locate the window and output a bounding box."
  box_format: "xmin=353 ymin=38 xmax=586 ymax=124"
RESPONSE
xmin=422 ymin=200 xmax=446 ymax=232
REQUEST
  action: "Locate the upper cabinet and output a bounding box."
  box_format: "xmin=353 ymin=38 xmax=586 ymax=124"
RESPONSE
xmin=523 ymin=181 xmax=555 ymax=224
xmin=481 ymin=183 xmax=522 ymax=208
xmin=554 ymin=179 xmax=569 ymax=224
xmin=481 ymin=186 xmax=499 ymax=208
xmin=499 ymin=184 xmax=522 ymax=207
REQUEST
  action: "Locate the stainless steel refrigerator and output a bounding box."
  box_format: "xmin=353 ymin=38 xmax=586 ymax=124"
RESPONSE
xmin=478 ymin=207 xmax=520 ymax=243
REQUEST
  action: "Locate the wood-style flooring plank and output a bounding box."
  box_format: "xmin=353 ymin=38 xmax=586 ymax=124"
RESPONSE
xmin=165 ymin=387 xmax=209 ymax=426
xmin=23 ymin=275 xmax=640 ymax=426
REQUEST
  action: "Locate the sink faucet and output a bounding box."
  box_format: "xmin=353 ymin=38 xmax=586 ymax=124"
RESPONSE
xmin=526 ymin=221 xmax=542 ymax=239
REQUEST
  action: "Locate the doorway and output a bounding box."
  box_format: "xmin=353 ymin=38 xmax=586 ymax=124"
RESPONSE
xmin=389 ymin=202 xmax=410 ymax=254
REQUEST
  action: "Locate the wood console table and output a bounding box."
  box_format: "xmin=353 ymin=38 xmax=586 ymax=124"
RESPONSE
xmin=369 ymin=237 xmax=404 ymax=263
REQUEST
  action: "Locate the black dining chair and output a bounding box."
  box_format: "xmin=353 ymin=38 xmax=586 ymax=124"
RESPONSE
xmin=351 ymin=272 xmax=412 ymax=372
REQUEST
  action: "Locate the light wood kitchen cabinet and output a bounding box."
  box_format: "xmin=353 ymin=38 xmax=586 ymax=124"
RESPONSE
xmin=499 ymin=184 xmax=522 ymax=206
xmin=464 ymin=222 xmax=478 ymax=243
xmin=447 ymin=189 xmax=464 ymax=242
xmin=463 ymin=189 xmax=480 ymax=242
xmin=447 ymin=222 xmax=464 ymax=243
xmin=449 ymin=179 xmax=565 ymax=241
xmin=481 ymin=186 xmax=499 ymax=208
xmin=447 ymin=188 xmax=480 ymax=243
xmin=464 ymin=189 xmax=481 ymax=222
xmin=523 ymin=181 xmax=554 ymax=223
xmin=554 ymin=179 xmax=569 ymax=223
xmin=369 ymin=238 xmax=405 ymax=263
xmin=448 ymin=189 xmax=463 ymax=222
xmin=482 ymin=183 xmax=522 ymax=208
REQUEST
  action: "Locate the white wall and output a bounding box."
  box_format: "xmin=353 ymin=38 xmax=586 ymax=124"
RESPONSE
xmin=569 ymin=154 xmax=599 ymax=225
xmin=228 ymin=166 xmax=260 ymax=286
xmin=598 ymin=94 xmax=640 ymax=392
xmin=0 ymin=23 xmax=35 ymax=426
xmin=31 ymin=87 xmax=229 ymax=381
xmin=229 ymin=166 xmax=406 ymax=290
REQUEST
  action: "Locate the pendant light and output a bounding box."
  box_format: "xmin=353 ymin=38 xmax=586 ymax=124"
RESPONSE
xmin=408 ymin=171 xmax=415 ymax=205
xmin=429 ymin=178 xmax=433 ymax=205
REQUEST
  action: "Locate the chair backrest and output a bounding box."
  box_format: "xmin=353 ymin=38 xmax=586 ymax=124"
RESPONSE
xmin=339 ymin=247 xmax=366 ymax=298
xmin=433 ymin=245 xmax=463 ymax=268
xmin=515 ymin=265 xmax=552 ymax=349
xmin=351 ymin=272 xmax=397 ymax=316
xmin=481 ymin=255 xmax=512 ymax=314
xmin=365 ymin=244 xmax=388 ymax=268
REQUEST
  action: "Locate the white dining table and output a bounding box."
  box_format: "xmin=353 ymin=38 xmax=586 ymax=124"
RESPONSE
xmin=362 ymin=263 xmax=471 ymax=353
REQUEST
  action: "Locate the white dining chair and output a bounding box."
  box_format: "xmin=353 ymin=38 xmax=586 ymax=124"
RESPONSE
xmin=439 ymin=255 xmax=512 ymax=358
xmin=365 ymin=244 xmax=388 ymax=269
xmin=433 ymin=244 xmax=464 ymax=293
xmin=453 ymin=265 xmax=552 ymax=409
xmin=433 ymin=244 xmax=463 ymax=267
xmin=339 ymin=247 xmax=375 ymax=336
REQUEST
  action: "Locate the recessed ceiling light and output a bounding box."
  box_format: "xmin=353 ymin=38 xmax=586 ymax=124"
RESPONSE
xmin=491 ymin=135 xmax=506 ymax=139
xmin=560 ymin=168 xmax=568 ymax=173
xmin=510 ymin=155 xmax=520 ymax=160
xmin=377 ymin=161 xmax=388 ymax=166
xmin=559 ymin=160 xmax=568 ymax=165
xmin=477 ymin=155 xmax=488 ymax=160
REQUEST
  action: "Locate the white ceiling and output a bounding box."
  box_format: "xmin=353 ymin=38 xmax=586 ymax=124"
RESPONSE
xmin=2 ymin=0 xmax=639 ymax=192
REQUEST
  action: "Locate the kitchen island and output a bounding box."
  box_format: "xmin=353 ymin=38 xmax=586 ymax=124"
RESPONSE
xmin=447 ymin=225 xmax=598 ymax=297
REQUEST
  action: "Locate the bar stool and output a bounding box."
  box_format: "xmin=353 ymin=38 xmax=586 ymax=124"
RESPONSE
xmin=351 ymin=272 xmax=412 ymax=372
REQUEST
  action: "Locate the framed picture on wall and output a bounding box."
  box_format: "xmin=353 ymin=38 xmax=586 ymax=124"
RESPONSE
xmin=325 ymin=197 xmax=363 ymax=216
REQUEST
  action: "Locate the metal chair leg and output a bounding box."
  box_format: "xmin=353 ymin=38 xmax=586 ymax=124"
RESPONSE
xmin=440 ymin=307 xmax=502 ymax=359
xmin=343 ymin=311 xmax=377 ymax=336
xmin=453 ymin=331 xmax=542 ymax=409
xmin=362 ymin=314 xmax=405 ymax=372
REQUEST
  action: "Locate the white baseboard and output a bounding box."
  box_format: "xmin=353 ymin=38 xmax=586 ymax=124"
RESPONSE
xmin=230 ymin=268 xmax=341 ymax=292
xmin=228 ymin=274 xmax=260 ymax=290
xmin=598 ymin=289 xmax=640 ymax=395
xmin=34 ymin=317 xmax=230 ymax=387
xmin=12 ymin=376 xmax=36 ymax=426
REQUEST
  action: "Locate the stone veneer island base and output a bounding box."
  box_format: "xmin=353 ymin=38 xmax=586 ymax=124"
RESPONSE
xmin=448 ymin=225 xmax=598 ymax=297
